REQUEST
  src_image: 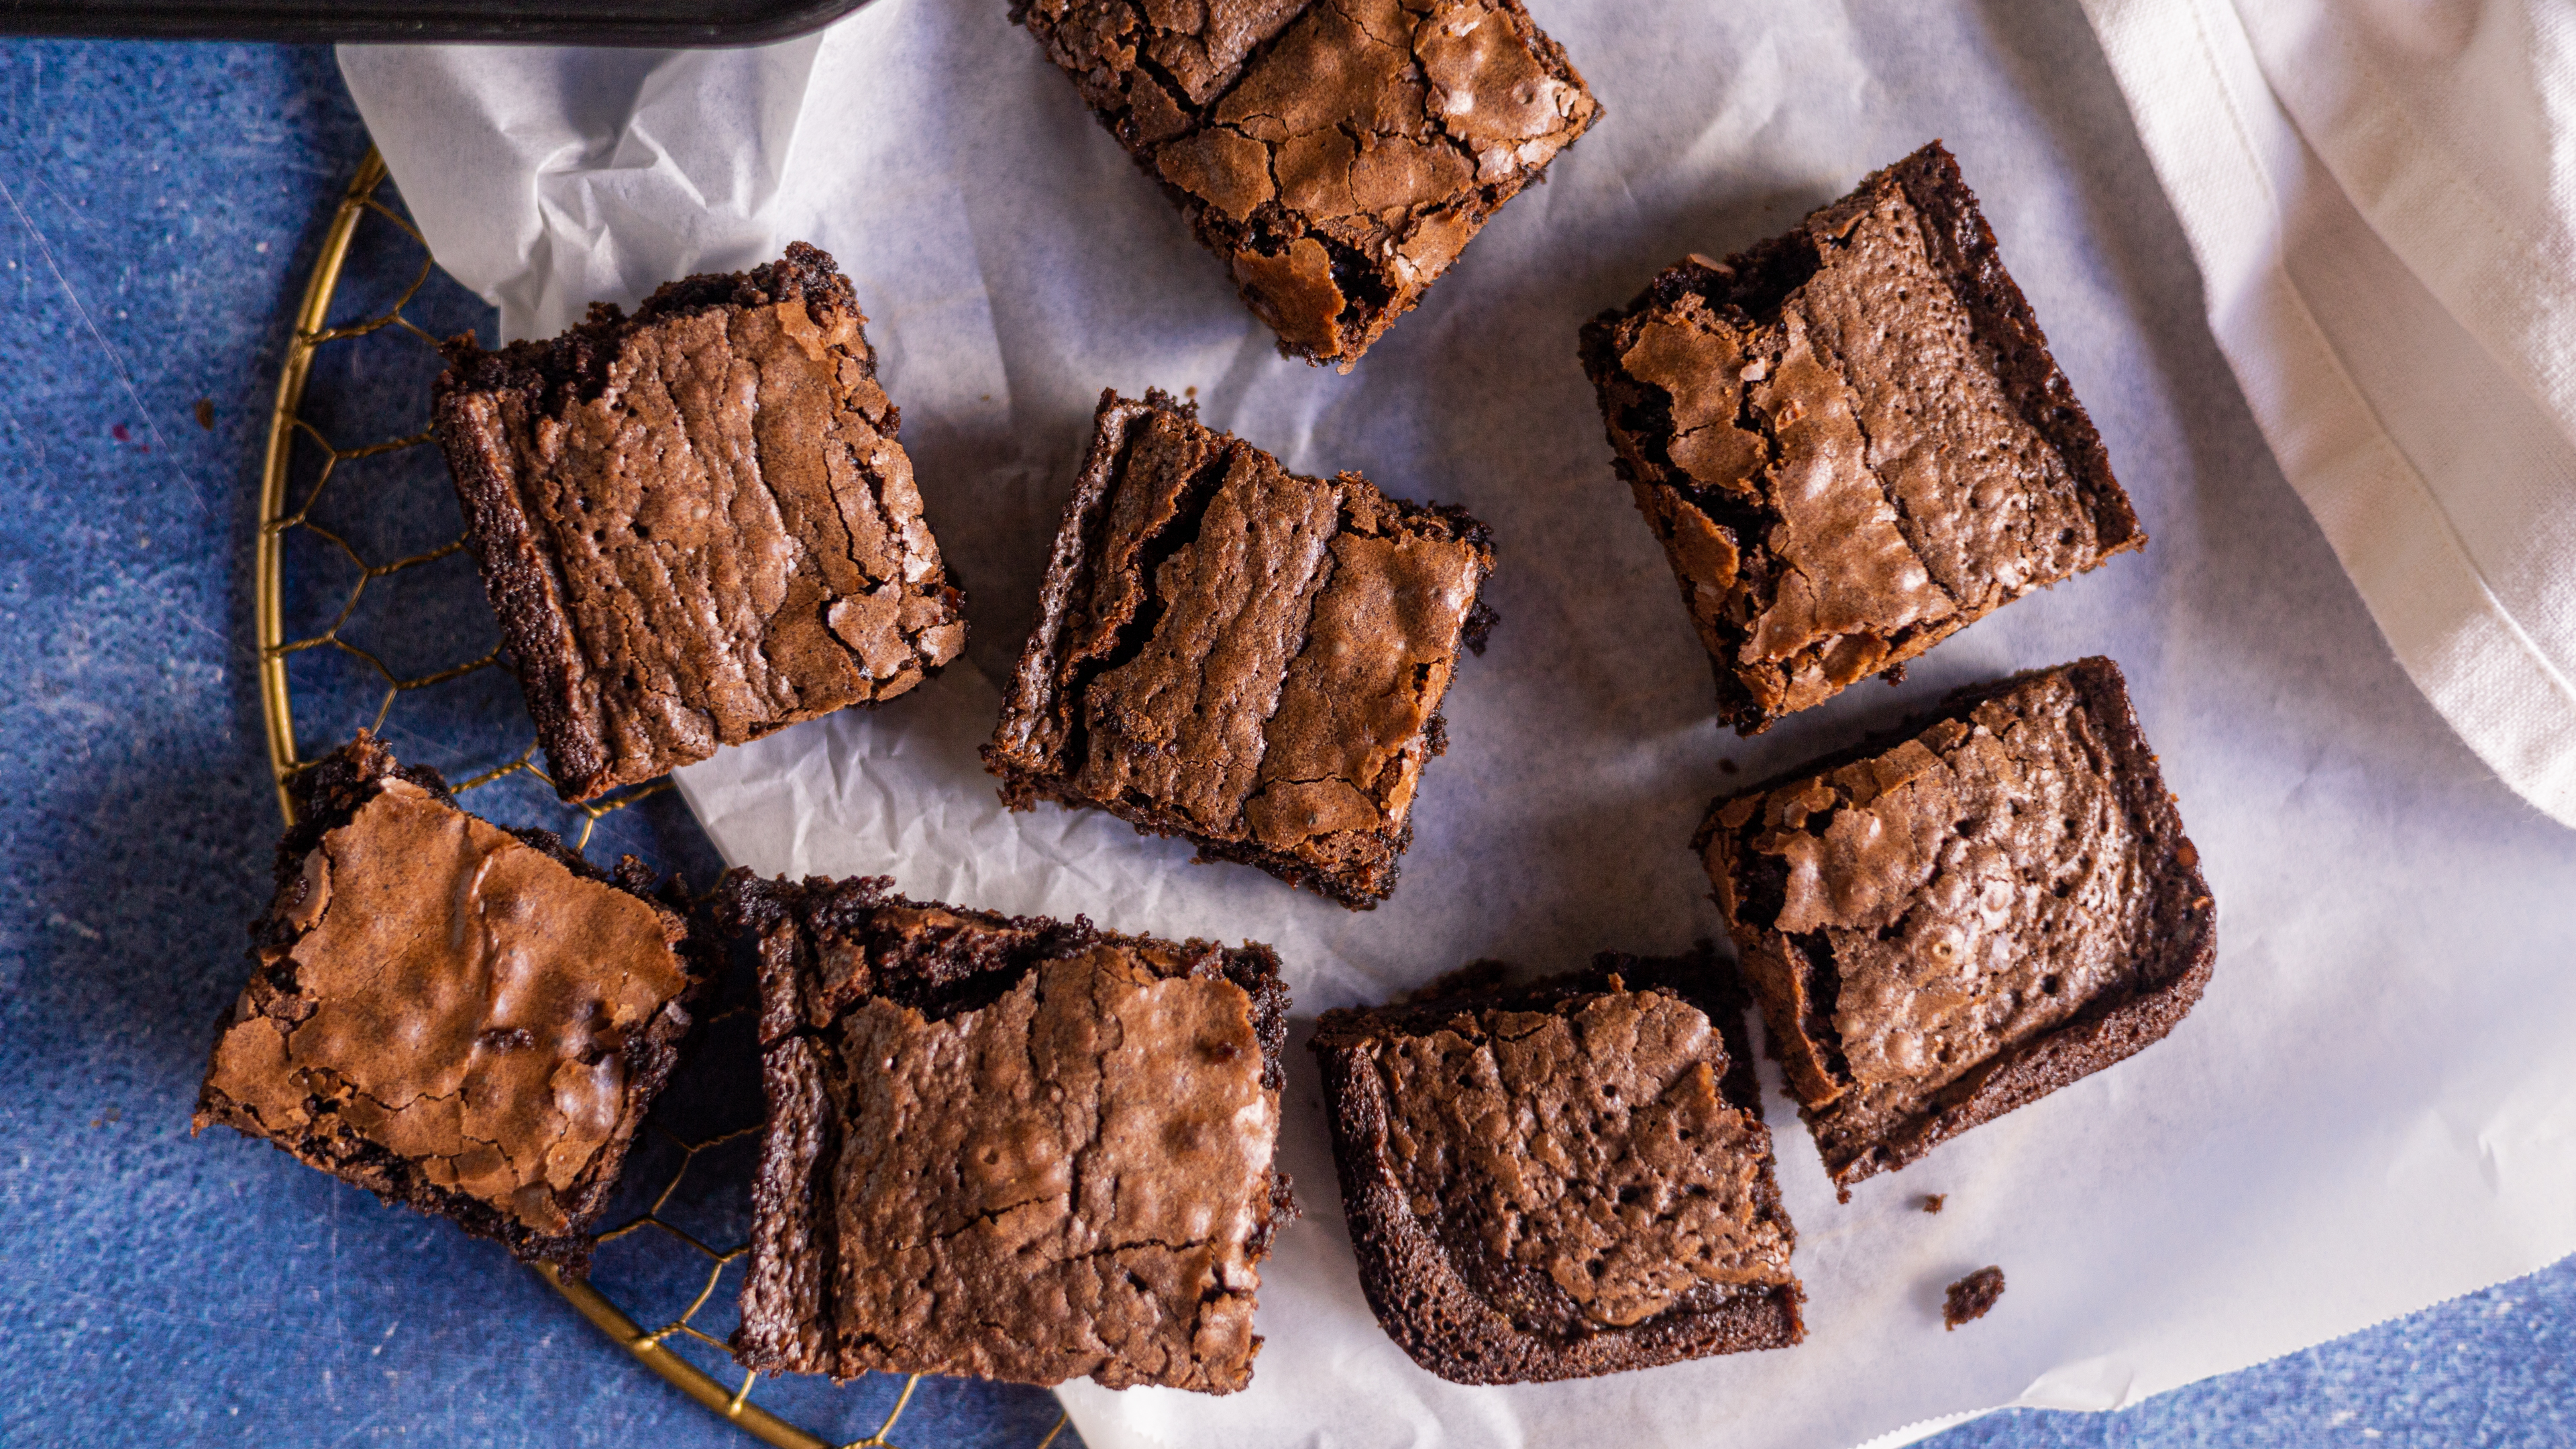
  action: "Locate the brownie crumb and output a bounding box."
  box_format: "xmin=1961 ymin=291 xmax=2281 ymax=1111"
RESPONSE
xmin=193 ymin=398 xmax=214 ymax=430
xmin=1943 ymin=1266 xmax=2005 ymax=1328
xmin=1921 ymin=1194 xmax=1946 ymax=1215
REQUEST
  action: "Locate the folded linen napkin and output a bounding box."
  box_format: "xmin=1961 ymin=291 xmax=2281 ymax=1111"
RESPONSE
xmin=2079 ymin=0 xmax=2576 ymax=828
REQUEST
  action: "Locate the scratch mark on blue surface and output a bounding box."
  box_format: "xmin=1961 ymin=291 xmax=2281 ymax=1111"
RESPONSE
xmin=46 ymin=911 xmax=99 ymax=941
xmin=326 ymin=1403 xmax=396 ymax=1448
xmin=173 ymin=606 xmax=246 ymax=660
xmin=30 ymin=169 xmax=86 ymax=235
xmin=0 ymin=170 xmax=201 ymax=512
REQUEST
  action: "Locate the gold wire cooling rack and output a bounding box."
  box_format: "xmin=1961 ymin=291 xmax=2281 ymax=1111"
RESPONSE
xmin=254 ymin=147 xmax=1069 ymax=1449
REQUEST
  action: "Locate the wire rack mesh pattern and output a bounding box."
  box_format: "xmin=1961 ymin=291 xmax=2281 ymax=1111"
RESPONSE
xmin=256 ymin=148 xmax=1071 ymax=1449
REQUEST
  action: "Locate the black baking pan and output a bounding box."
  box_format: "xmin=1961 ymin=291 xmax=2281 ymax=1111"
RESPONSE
xmin=0 ymin=0 xmax=869 ymax=44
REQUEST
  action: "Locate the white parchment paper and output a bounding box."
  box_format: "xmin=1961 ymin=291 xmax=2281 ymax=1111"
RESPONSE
xmin=341 ymin=2 xmax=2576 ymax=1445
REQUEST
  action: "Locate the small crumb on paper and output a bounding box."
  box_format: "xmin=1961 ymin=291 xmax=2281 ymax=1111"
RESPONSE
xmin=1921 ymin=1194 xmax=1945 ymax=1214
xmin=1943 ymin=1266 xmax=2004 ymax=1329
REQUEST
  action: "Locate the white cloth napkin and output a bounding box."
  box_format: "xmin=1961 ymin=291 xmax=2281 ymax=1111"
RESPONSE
xmin=2078 ymin=0 xmax=2576 ymax=828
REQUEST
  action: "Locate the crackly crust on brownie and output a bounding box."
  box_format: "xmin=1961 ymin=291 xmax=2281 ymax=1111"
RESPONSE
xmin=191 ymin=733 xmax=714 ymax=1275
xmin=1310 ymin=948 xmax=1805 ymax=1384
xmin=718 ymin=869 xmax=1297 ymax=1394
xmin=1580 ymin=142 xmax=2143 ymax=733
xmin=433 ymin=242 xmax=967 ymax=803
xmin=1697 ymin=657 xmax=2214 ymax=1197
xmin=983 ymin=388 xmax=1494 ymax=909
xmin=1015 ymin=0 xmax=1600 ymax=368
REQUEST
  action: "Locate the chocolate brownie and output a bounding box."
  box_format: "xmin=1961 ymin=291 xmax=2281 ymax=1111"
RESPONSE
xmin=1310 ymin=949 xmax=1805 ymax=1384
xmin=1014 ymin=0 xmax=1600 ymax=368
xmin=984 ymin=389 xmax=1493 ymax=908
xmin=193 ymin=733 xmax=712 ymax=1274
xmin=1699 ymin=657 xmax=2214 ymax=1196
xmin=433 ymin=243 xmax=967 ymax=802
xmin=721 ymin=871 xmax=1297 ymax=1393
xmin=1581 ymin=142 xmax=2143 ymax=733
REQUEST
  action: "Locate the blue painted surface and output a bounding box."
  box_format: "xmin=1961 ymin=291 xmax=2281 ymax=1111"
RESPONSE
xmin=0 ymin=36 xmax=2563 ymax=1449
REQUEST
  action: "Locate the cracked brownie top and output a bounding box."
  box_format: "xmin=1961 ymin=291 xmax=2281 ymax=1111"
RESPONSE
xmin=1582 ymin=142 xmax=2143 ymax=733
xmin=722 ymin=871 xmax=1295 ymax=1394
xmin=1018 ymin=0 xmax=1599 ymax=367
xmin=1310 ymin=951 xmax=1804 ymax=1384
xmin=1699 ymin=657 xmax=2214 ymax=1193
xmin=433 ymin=243 xmax=967 ymax=802
xmin=193 ymin=733 xmax=708 ymax=1274
xmin=985 ymin=388 xmax=1493 ymax=908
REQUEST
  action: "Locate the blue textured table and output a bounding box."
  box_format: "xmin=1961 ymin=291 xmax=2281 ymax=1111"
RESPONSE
xmin=0 ymin=36 xmax=2565 ymax=1449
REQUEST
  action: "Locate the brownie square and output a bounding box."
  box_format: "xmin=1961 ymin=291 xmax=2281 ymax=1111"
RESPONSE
xmin=1580 ymin=142 xmax=2144 ymax=733
xmin=1310 ymin=949 xmax=1805 ymax=1384
xmin=1698 ymin=657 xmax=2215 ymax=1196
xmin=720 ymin=871 xmax=1297 ymax=1393
xmin=1015 ymin=0 xmax=1600 ymax=368
xmin=433 ymin=243 xmax=967 ymax=802
xmin=193 ymin=733 xmax=712 ymax=1274
xmin=984 ymin=388 xmax=1494 ymax=908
